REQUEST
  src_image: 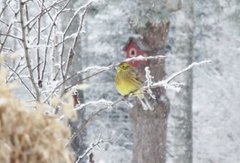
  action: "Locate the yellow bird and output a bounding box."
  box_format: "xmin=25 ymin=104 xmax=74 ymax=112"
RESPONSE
xmin=115 ymin=62 xmax=153 ymax=110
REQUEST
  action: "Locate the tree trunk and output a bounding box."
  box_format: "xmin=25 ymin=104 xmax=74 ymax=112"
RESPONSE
xmin=166 ymin=0 xmax=194 ymax=162
xmin=129 ymin=22 xmax=170 ymax=163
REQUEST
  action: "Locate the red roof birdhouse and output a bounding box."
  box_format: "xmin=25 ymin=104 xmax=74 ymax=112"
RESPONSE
xmin=123 ymin=37 xmax=151 ymax=67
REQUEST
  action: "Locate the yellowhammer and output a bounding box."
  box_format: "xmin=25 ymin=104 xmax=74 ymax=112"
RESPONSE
xmin=115 ymin=62 xmax=153 ymax=110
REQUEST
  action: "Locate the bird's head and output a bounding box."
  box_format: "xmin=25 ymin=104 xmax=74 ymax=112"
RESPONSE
xmin=117 ymin=62 xmax=131 ymax=72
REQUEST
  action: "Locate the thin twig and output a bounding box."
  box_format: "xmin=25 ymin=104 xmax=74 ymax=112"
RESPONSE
xmin=145 ymin=60 xmax=211 ymax=89
xmin=65 ymin=68 xmax=110 ymax=91
xmin=36 ymin=0 xmax=54 ymax=23
xmin=8 ymin=61 xmax=45 ymax=83
xmin=0 ymin=22 xmax=13 ymax=53
xmin=41 ymin=0 xmax=71 ymax=81
xmin=75 ymin=135 xmax=104 ymax=163
xmin=63 ymin=2 xmax=92 ymax=78
xmin=36 ymin=0 xmax=42 ymax=87
xmin=6 ymin=57 xmax=24 ymax=82
xmin=24 ymin=0 xmax=66 ymax=27
xmin=68 ymin=97 xmax=124 ymax=150
xmin=0 ymin=34 xmax=22 ymax=41
xmin=19 ymin=0 xmax=40 ymax=101
xmin=0 ymin=2 xmax=8 ymax=18
xmin=5 ymin=63 xmax=36 ymax=99
xmin=59 ymin=2 xmax=91 ymax=79
xmin=44 ymin=65 xmax=112 ymax=102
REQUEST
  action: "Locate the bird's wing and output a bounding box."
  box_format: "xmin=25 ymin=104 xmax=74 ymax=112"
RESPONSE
xmin=126 ymin=69 xmax=142 ymax=87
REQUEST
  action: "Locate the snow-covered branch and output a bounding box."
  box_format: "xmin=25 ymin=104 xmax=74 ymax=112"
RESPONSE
xmin=144 ymin=60 xmax=211 ymax=91
xmin=44 ymin=65 xmax=112 ymax=102
xmin=63 ymin=2 xmax=92 ymax=81
xmin=1 ymin=0 xmax=94 ymax=102
xmin=124 ymin=55 xmax=166 ymax=62
xmin=75 ymin=135 xmax=104 ymax=163
xmin=41 ymin=0 xmax=71 ymax=81
xmin=68 ymin=97 xmax=125 ymax=148
xmin=74 ymin=99 xmax=114 ymax=111
xmin=59 ymin=1 xmax=92 ymax=80
xmin=145 ymin=66 xmax=156 ymax=99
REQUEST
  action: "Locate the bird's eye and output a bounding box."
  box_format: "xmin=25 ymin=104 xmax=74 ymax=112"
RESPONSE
xmin=122 ymin=65 xmax=128 ymax=70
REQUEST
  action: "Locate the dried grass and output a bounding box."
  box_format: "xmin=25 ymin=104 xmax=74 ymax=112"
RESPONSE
xmin=0 ymin=69 xmax=74 ymax=163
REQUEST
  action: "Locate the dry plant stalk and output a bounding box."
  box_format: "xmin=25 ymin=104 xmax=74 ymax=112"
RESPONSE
xmin=0 ymin=69 xmax=74 ymax=163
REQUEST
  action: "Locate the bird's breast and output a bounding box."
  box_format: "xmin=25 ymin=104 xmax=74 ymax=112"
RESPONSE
xmin=115 ymin=72 xmax=138 ymax=96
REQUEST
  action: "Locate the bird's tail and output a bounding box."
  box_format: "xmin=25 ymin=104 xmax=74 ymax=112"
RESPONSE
xmin=137 ymin=96 xmax=154 ymax=111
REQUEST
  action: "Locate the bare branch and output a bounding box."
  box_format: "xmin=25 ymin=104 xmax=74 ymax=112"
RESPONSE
xmin=0 ymin=19 xmax=21 ymax=33
xmin=24 ymin=0 xmax=67 ymax=27
xmin=0 ymin=3 xmax=8 ymax=18
xmin=65 ymin=65 xmax=112 ymax=91
xmin=0 ymin=33 xmax=23 ymax=41
xmin=36 ymin=0 xmax=54 ymax=23
xmin=24 ymin=2 xmax=30 ymax=32
xmin=19 ymin=0 xmax=40 ymax=101
xmin=41 ymin=0 xmax=71 ymax=81
xmin=63 ymin=2 xmax=92 ymax=78
xmin=5 ymin=63 xmax=36 ymax=99
xmin=0 ymin=23 xmax=13 ymax=53
xmin=36 ymin=0 xmax=44 ymax=88
xmin=6 ymin=57 xmax=24 ymax=81
xmin=0 ymin=47 xmax=15 ymax=53
xmin=59 ymin=2 xmax=91 ymax=79
xmin=43 ymin=65 xmax=112 ymax=103
xmin=7 ymin=60 xmax=44 ymax=82
xmin=6 ymin=0 xmax=19 ymax=15
xmin=54 ymin=33 xmax=76 ymax=47
xmin=67 ymin=97 xmax=124 ymax=149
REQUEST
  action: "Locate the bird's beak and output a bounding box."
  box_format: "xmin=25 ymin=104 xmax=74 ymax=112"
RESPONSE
xmin=114 ymin=63 xmax=120 ymax=70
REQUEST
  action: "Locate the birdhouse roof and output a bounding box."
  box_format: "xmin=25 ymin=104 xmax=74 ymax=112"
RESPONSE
xmin=123 ymin=37 xmax=152 ymax=52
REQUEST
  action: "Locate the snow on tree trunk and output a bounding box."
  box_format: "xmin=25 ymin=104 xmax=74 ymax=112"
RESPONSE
xmin=129 ymin=22 xmax=170 ymax=163
xmin=166 ymin=2 xmax=194 ymax=163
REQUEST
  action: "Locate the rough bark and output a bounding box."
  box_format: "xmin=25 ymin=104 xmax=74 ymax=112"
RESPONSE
xmin=129 ymin=22 xmax=170 ymax=163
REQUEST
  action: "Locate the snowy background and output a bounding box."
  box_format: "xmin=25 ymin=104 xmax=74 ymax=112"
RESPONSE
xmin=1 ymin=0 xmax=240 ymax=163
xmin=82 ymin=0 xmax=240 ymax=163
xmin=192 ymin=1 xmax=240 ymax=162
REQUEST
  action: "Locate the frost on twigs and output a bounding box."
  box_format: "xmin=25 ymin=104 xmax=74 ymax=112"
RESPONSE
xmin=1 ymin=0 xmax=92 ymax=102
xmin=75 ymin=135 xmax=104 ymax=163
xmin=144 ymin=60 xmax=211 ymax=92
xmin=144 ymin=66 xmax=156 ymax=99
xmin=77 ymin=65 xmax=111 ymax=74
xmin=74 ymin=99 xmax=114 ymax=111
xmin=124 ymin=55 xmax=166 ymax=62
